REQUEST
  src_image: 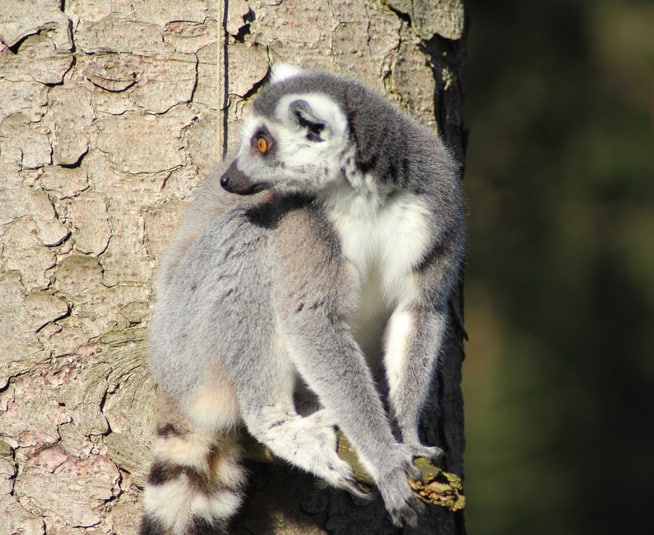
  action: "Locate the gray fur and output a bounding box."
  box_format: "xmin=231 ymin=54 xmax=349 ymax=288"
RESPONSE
xmin=142 ymin=66 xmax=464 ymax=533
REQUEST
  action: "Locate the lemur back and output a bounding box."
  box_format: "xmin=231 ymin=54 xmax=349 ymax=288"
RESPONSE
xmin=142 ymin=65 xmax=463 ymax=534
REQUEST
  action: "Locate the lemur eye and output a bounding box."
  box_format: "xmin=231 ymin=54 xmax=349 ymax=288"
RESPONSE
xmin=255 ymin=134 xmax=270 ymax=154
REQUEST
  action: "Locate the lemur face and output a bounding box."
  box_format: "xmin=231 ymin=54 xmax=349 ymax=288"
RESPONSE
xmin=220 ymin=93 xmax=351 ymax=196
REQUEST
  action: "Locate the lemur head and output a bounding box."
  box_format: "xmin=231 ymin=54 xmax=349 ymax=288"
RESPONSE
xmin=220 ymin=64 xmax=353 ymax=196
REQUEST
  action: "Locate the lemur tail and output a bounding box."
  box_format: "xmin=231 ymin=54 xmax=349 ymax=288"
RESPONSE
xmin=140 ymin=404 xmax=246 ymax=535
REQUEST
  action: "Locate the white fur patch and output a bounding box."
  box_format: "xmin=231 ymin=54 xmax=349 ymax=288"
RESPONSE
xmin=153 ymin=433 xmax=212 ymax=471
xmin=239 ymin=115 xmax=265 ymax=153
xmin=271 ymin=63 xmax=304 ymax=83
xmin=190 ymin=490 xmax=242 ymax=524
xmin=326 ymin=189 xmax=431 ymax=301
xmin=187 ymin=380 xmax=241 ymax=434
xmin=211 ymin=443 xmax=247 ymax=490
xmin=143 ymin=476 xmax=242 ymax=535
xmin=384 ymin=310 xmax=413 ymax=394
xmin=143 ymin=478 xmax=192 ymax=533
xmin=323 ymin=188 xmax=430 ymax=356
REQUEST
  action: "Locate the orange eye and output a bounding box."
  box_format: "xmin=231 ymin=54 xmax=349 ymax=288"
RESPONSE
xmin=256 ymin=136 xmax=269 ymax=154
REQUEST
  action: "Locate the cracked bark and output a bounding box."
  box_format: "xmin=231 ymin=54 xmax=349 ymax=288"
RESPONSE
xmin=0 ymin=1 xmax=466 ymax=533
xmin=1 ymin=1 xmax=211 ymax=531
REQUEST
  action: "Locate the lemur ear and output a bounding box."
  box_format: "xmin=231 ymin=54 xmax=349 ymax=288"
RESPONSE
xmin=289 ymin=99 xmax=325 ymax=142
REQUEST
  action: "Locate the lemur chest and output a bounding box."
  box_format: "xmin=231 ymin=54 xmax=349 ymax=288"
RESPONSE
xmin=326 ymin=191 xmax=432 ymax=350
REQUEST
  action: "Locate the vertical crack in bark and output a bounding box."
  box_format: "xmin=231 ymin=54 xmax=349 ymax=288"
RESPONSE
xmin=220 ymin=0 xmax=230 ymax=160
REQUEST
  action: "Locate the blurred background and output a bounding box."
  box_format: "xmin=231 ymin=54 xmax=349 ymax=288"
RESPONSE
xmin=461 ymin=0 xmax=654 ymax=533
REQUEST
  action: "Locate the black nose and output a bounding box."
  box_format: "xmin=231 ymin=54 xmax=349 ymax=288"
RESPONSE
xmin=220 ymin=160 xmax=270 ymax=195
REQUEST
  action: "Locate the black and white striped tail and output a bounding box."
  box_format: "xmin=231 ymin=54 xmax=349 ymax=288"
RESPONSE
xmin=140 ymin=420 xmax=245 ymax=535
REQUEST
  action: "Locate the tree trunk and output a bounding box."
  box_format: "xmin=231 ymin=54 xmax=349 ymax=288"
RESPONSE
xmin=0 ymin=1 xmax=466 ymax=533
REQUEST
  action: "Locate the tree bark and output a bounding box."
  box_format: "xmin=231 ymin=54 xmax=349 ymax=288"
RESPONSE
xmin=0 ymin=1 xmax=466 ymax=533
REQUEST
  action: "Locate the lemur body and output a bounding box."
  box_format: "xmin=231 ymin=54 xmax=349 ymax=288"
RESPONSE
xmin=141 ymin=65 xmax=464 ymax=534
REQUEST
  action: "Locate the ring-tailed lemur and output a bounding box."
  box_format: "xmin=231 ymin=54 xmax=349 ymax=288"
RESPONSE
xmin=141 ymin=64 xmax=464 ymax=534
